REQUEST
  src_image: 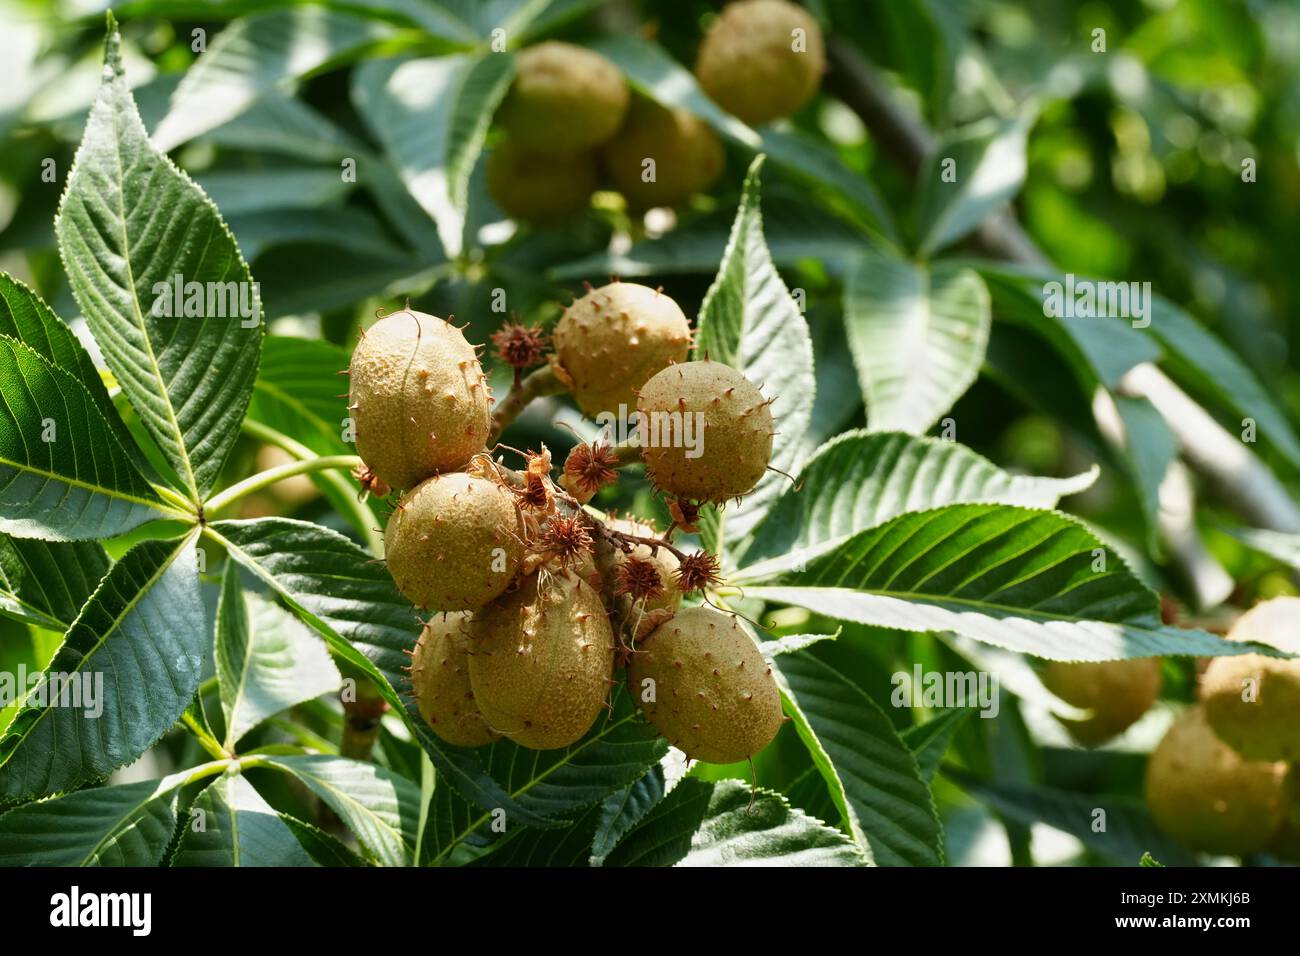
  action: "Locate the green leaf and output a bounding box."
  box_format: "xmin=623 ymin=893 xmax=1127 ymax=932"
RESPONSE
xmin=1139 ymin=851 xmax=1164 ymax=867
xmin=194 ymin=167 xmax=354 ymax=216
xmin=151 ymin=10 xmax=392 ymax=152
xmin=1227 ymin=527 xmax=1300 ymax=577
xmin=352 ymin=51 xmax=515 ymax=257
xmin=589 ymin=764 xmax=665 ymax=866
xmin=913 ymin=115 xmax=1030 ymax=256
xmin=55 ymin=19 xmax=264 ymax=502
xmin=215 ymin=564 xmax=340 ymax=749
xmin=428 ymin=690 xmax=669 ymax=864
xmin=172 ymin=771 xmax=316 ymax=866
xmin=0 ymin=273 xmax=140 ymax=462
xmin=1113 ymin=396 xmax=1177 ymax=555
xmin=469 ymin=805 xmax=602 ymax=867
xmin=956 ymin=774 xmax=1197 ymax=866
xmin=743 ymin=504 xmax=1259 ymax=661
xmin=977 ymin=262 xmax=1161 ymax=389
xmin=900 ymin=708 xmax=970 ymax=783
xmin=756 ymin=128 xmax=900 ymax=245
xmin=604 ymin=779 xmax=867 ymax=866
xmin=199 ymin=91 xmax=368 ymax=163
xmin=0 ymin=535 xmax=109 ymax=630
xmin=207 ymin=518 xmax=552 ymax=826
xmin=695 ymin=155 xmax=815 ymax=549
xmin=845 ymin=250 xmax=991 ymax=434
xmin=0 ymin=336 xmax=170 ymax=540
xmin=248 ymin=336 xmax=352 ymax=457
xmin=279 ymin=813 xmax=369 ymax=867
xmin=422 ymin=775 xmax=487 ymax=866
xmin=757 ymin=632 xmax=838 ymax=657
xmin=258 ymin=754 xmax=420 ymax=866
xmin=0 ymin=535 xmax=205 ymax=800
xmin=0 ymin=770 xmax=193 ymax=865
xmin=742 ymin=430 xmax=1097 ymax=567
xmin=775 ymin=653 xmax=943 ymax=866
xmin=1145 ymin=296 xmax=1300 ymax=472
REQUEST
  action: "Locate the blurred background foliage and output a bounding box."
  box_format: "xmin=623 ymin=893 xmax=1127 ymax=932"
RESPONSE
xmin=2 ymin=0 xmax=1299 ymax=866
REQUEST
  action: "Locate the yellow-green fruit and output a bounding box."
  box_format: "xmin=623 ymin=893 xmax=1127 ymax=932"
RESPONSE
xmin=487 ymin=141 xmax=597 ymax=221
xmin=497 ymin=41 xmax=629 ymax=152
xmin=1040 ymin=658 xmax=1162 ymax=746
xmin=637 ymin=359 xmax=773 ymax=502
xmin=600 ymin=98 xmax=725 ymax=209
xmin=1144 ymin=706 xmax=1286 ymax=856
xmin=384 ymin=473 xmax=524 ymax=612
xmin=695 ymin=0 xmax=825 ymax=126
xmin=410 ymin=613 xmax=500 ymax=747
xmin=605 ymin=518 xmax=681 ymax=615
xmin=551 ymin=282 xmax=691 ymax=418
xmin=348 ymin=309 xmax=492 ymax=491
xmin=1201 ymin=597 xmax=1300 ymax=761
xmin=628 ymin=607 xmax=782 ymax=763
xmin=467 ymin=571 xmax=614 ymax=750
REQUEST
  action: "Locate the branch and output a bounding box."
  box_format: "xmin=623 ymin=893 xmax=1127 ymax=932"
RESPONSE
xmin=489 ymin=364 xmax=566 ymax=443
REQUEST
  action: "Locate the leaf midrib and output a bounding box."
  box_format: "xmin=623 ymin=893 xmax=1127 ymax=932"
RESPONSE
xmin=106 ymin=95 xmax=199 ymax=502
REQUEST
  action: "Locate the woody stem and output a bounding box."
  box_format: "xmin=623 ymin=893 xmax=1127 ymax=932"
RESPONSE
xmin=489 ymin=365 xmax=566 ymax=443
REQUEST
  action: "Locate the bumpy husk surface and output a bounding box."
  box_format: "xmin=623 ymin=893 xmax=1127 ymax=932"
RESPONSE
xmin=637 ymin=359 xmax=773 ymax=502
xmin=468 ymin=571 xmax=615 ymax=750
xmin=410 ymin=613 xmax=500 ymax=747
xmin=349 ymin=309 xmax=492 ymax=491
xmin=552 ymin=282 xmax=691 ymax=417
xmin=1040 ymin=658 xmax=1162 ymax=746
xmin=1201 ymin=596 xmax=1300 ymax=761
xmin=385 ymin=472 xmax=524 ymax=612
xmin=695 ymin=0 xmax=826 ymax=126
xmin=600 ymin=97 xmax=725 ymax=209
xmin=628 ymin=606 xmax=782 ymax=763
xmin=497 ymin=41 xmax=629 ymax=152
xmin=1145 ymin=705 xmax=1286 ymax=856
xmin=487 ymin=140 xmax=598 ymax=221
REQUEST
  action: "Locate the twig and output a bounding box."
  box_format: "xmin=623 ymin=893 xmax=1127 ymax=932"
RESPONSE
xmin=489 ymin=364 xmax=566 ymax=443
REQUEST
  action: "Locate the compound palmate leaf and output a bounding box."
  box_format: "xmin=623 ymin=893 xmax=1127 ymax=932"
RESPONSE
xmin=56 ymin=17 xmax=264 ymax=503
xmin=744 ymin=504 xmax=1259 ymax=662
xmin=741 ymin=430 xmax=1097 ymax=566
xmin=775 ymin=652 xmax=943 ymax=866
xmin=0 ymin=336 xmax=169 ymax=541
xmin=0 ymin=535 xmax=109 ymax=631
xmin=172 ymin=771 xmax=316 ymax=867
xmin=0 ymin=534 xmax=205 ymax=800
xmin=0 ymin=770 xmax=197 ymax=865
xmin=604 ymin=779 xmax=867 ymax=867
